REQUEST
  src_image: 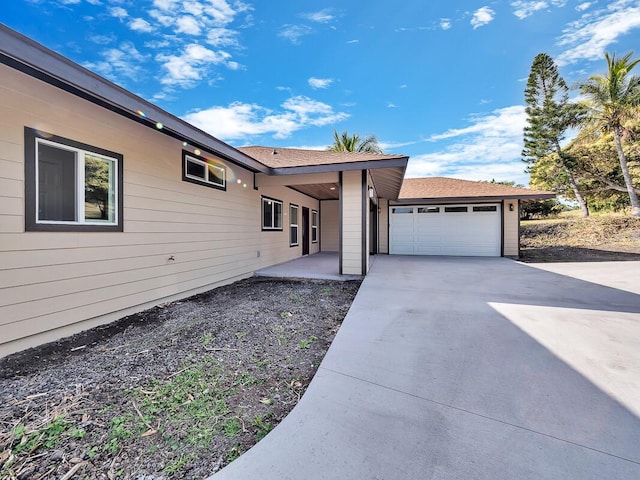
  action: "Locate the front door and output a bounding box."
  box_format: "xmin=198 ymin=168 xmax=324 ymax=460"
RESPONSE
xmin=302 ymin=207 xmax=310 ymax=256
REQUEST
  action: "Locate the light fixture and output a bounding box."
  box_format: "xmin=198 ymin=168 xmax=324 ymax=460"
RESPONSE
xmin=368 ymin=187 xmax=374 ymax=198
xmin=509 ymin=203 xmax=514 ymax=211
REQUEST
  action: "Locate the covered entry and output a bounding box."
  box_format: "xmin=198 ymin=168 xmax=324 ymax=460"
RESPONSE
xmin=389 ymin=204 xmax=501 ymax=256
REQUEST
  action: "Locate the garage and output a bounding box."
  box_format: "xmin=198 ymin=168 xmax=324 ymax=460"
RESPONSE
xmin=389 ymin=204 xmax=501 ymax=256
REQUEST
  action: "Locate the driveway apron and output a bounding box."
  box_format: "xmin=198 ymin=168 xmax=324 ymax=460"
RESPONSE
xmin=211 ymin=256 xmax=640 ymax=480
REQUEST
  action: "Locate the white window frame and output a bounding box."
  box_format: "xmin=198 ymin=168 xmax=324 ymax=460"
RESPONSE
xmin=183 ymin=152 xmax=226 ymax=190
xmin=311 ymin=209 xmax=318 ymax=243
xmin=262 ymin=197 xmax=283 ymax=231
xmin=290 ymin=204 xmax=299 ymax=246
xmin=35 ymin=137 xmax=119 ymax=227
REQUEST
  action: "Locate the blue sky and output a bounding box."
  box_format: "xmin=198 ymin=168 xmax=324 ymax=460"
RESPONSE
xmin=3 ymin=1 xmax=640 ymax=185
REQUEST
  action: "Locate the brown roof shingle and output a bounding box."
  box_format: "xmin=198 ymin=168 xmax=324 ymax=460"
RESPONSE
xmin=238 ymin=146 xmax=407 ymax=169
xmin=399 ymin=177 xmax=554 ymax=200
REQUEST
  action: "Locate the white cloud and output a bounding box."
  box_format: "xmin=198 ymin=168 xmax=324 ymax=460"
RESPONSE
xmin=347 ymin=39 xmax=359 ymax=44
xmin=406 ymin=106 xmax=529 ymax=184
xmin=512 ymin=1 xmax=568 ymax=19
xmin=557 ymin=0 xmax=640 ymax=65
xmin=440 ymin=18 xmax=452 ymax=30
xmin=308 ymin=77 xmax=333 ymax=89
xmin=182 ymin=96 xmax=349 ymax=141
xmin=302 ymin=9 xmax=335 ymax=23
xmin=387 ymin=102 xmax=398 ymax=108
xmin=90 ymin=0 xmax=251 ymax=93
xmin=89 ymin=33 xmax=116 ymax=45
xmin=279 ymin=24 xmax=313 ymax=44
xmin=129 ymin=18 xmax=153 ymax=33
xmin=176 ymin=15 xmax=202 ymax=35
xmin=153 ymin=0 xmax=179 ymax=11
xmin=83 ymin=42 xmax=147 ymax=81
xmin=511 ymin=1 xmax=548 ymax=19
xmin=470 ymin=7 xmax=495 ymax=29
xmin=157 ymin=44 xmax=232 ymax=87
xmin=207 ymin=28 xmax=239 ymax=47
xmin=576 ymin=2 xmax=592 ymax=12
xmin=108 ymin=6 xmax=128 ymax=19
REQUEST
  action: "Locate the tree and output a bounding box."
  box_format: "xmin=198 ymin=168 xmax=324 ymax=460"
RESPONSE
xmin=522 ymin=53 xmax=590 ymax=217
xmin=578 ymin=52 xmax=640 ymax=216
xmin=328 ymin=129 xmax=382 ymax=153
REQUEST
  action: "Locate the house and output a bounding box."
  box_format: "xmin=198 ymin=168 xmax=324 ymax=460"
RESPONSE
xmin=0 ymin=25 xmax=553 ymax=357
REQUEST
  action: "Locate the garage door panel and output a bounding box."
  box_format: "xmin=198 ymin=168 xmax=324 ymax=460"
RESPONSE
xmin=390 ymin=204 xmax=501 ymax=257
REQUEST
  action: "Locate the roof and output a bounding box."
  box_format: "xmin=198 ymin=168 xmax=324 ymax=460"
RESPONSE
xmin=398 ymin=177 xmax=555 ymax=202
xmin=0 ymin=24 xmax=268 ymax=174
xmin=238 ymin=146 xmax=408 ymax=170
xmin=239 ymin=146 xmax=409 ymax=201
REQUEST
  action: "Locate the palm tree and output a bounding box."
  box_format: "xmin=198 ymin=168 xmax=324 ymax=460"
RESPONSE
xmin=579 ymin=52 xmax=640 ymax=216
xmin=328 ymin=129 xmax=383 ymax=153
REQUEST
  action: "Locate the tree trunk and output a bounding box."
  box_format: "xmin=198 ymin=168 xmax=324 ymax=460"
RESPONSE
xmin=613 ymin=126 xmax=640 ymax=216
xmin=565 ymin=166 xmax=589 ymax=217
xmin=555 ymin=141 xmax=589 ymax=217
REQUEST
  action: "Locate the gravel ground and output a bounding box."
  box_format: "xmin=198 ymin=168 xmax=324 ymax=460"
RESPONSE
xmin=0 ymin=277 xmax=361 ymax=480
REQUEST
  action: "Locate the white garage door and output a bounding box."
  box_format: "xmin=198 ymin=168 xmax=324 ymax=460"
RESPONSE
xmin=389 ymin=204 xmax=501 ymax=256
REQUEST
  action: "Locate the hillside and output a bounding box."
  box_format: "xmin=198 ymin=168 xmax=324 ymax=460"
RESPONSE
xmin=520 ymin=215 xmax=640 ymax=262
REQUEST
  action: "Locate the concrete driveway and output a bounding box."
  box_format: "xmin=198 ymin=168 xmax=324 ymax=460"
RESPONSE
xmin=212 ymin=257 xmax=640 ymax=479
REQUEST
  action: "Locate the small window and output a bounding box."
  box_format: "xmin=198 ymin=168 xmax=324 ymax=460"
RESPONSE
xmin=418 ymin=207 xmax=440 ymax=213
xmin=473 ymin=205 xmax=497 ymax=212
xmin=444 ymin=206 xmax=468 ymax=213
xmin=311 ymin=210 xmax=318 ymax=243
xmin=182 ymin=151 xmax=226 ymax=190
xmin=262 ymin=197 xmax=283 ymax=230
xmin=25 ymin=128 xmax=123 ymax=232
xmin=392 ymin=207 xmax=413 ymax=214
xmin=290 ymin=204 xmax=299 ymax=246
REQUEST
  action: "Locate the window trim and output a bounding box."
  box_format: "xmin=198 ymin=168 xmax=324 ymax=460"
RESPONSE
xmin=24 ymin=127 xmax=124 ymax=232
xmin=289 ymin=203 xmax=299 ymax=246
xmin=182 ymin=150 xmax=226 ymax=190
xmin=311 ymin=209 xmax=318 ymax=243
xmin=261 ymin=196 xmax=283 ymax=231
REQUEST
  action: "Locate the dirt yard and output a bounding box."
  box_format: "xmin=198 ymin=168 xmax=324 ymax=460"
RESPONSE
xmin=0 ymin=277 xmax=361 ymax=480
xmin=519 ymin=214 xmax=640 ymax=262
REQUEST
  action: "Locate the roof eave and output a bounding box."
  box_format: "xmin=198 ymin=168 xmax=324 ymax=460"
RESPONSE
xmin=0 ymin=24 xmax=269 ymax=174
xmin=395 ymin=193 xmax=556 ymax=203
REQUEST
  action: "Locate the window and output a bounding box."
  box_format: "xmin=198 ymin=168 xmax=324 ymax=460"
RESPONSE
xmin=262 ymin=197 xmax=283 ymax=230
xmin=290 ymin=204 xmax=299 ymax=246
xmin=418 ymin=207 xmax=440 ymax=213
xmin=392 ymin=207 xmax=413 ymax=214
xmin=473 ymin=205 xmax=498 ymax=212
xmin=25 ymin=128 xmax=123 ymax=232
xmin=182 ymin=150 xmax=226 ymax=190
xmin=444 ymin=206 xmax=468 ymax=213
xmin=311 ymin=210 xmax=318 ymax=243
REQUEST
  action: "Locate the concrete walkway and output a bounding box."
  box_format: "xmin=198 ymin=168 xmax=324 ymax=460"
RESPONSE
xmin=254 ymin=252 xmax=364 ymax=281
xmin=211 ymin=256 xmax=640 ymax=479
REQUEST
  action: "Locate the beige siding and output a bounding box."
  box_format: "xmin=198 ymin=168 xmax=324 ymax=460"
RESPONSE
xmin=254 ymin=186 xmax=320 ymax=266
xmin=341 ymin=170 xmax=363 ymax=275
xmin=503 ymin=200 xmax=520 ymax=257
xmin=0 ymin=65 xmax=319 ymax=357
xmin=378 ymin=198 xmax=389 ymax=254
xmin=320 ymin=200 xmax=339 ymax=252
